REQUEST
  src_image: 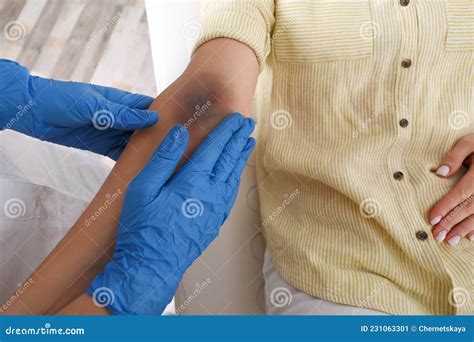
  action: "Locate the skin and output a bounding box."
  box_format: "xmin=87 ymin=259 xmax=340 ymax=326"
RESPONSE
xmin=58 ymin=294 xmax=109 ymax=315
xmin=429 ymin=133 xmax=474 ymax=246
xmin=2 ymin=38 xmax=471 ymax=315
xmin=1 ymin=38 xmax=259 ymax=315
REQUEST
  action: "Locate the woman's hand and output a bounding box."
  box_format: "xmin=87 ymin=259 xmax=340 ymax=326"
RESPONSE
xmin=0 ymin=59 xmax=158 ymax=160
xmin=86 ymin=113 xmax=255 ymax=315
xmin=429 ymin=133 xmax=474 ymax=246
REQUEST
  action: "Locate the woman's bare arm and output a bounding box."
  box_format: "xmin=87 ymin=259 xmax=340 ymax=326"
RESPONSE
xmin=57 ymin=294 xmax=109 ymax=315
xmin=2 ymin=38 xmax=259 ymax=315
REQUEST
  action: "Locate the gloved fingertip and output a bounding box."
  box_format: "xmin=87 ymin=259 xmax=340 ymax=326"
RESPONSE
xmin=170 ymin=125 xmax=189 ymax=140
xmin=112 ymin=108 xmax=158 ymax=130
xmin=227 ymin=138 xmax=256 ymax=182
xmin=137 ymin=95 xmax=155 ymax=106
xmin=145 ymin=110 xmax=159 ymax=125
xmin=129 ymin=109 xmax=159 ymax=127
xmin=243 ymin=117 xmax=256 ymax=131
xmin=170 ymin=125 xmax=189 ymax=143
xmin=243 ymin=137 xmax=256 ymax=152
xmin=154 ymin=125 xmax=189 ymax=157
xmin=236 ymin=118 xmax=256 ymax=139
xmin=240 ymin=138 xmax=256 ymax=162
xmin=223 ymin=112 xmax=245 ymax=128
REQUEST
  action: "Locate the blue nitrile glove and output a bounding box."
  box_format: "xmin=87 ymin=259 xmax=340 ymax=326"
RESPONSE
xmin=87 ymin=113 xmax=256 ymax=315
xmin=0 ymin=59 xmax=158 ymax=160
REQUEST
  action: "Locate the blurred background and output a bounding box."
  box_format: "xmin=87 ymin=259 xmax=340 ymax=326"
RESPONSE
xmin=0 ymin=0 xmax=156 ymax=96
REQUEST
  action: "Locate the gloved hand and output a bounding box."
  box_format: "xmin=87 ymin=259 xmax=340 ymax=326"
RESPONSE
xmin=87 ymin=113 xmax=256 ymax=315
xmin=0 ymin=59 xmax=158 ymax=160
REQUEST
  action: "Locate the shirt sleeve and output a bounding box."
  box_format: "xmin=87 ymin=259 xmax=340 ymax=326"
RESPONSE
xmin=193 ymin=0 xmax=275 ymax=68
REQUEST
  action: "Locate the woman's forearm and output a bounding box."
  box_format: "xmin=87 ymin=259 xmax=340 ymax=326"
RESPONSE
xmin=57 ymin=293 xmax=110 ymax=315
xmin=2 ymin=38 xmax=259 ymax=315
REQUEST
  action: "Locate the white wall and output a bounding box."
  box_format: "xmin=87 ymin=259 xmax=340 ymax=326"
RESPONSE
xmin=145 ymin=0 xmax=202 ymax=92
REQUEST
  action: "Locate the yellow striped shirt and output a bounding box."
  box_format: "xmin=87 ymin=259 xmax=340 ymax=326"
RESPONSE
xmin=195 ymin=0 xmax=473 ymax=315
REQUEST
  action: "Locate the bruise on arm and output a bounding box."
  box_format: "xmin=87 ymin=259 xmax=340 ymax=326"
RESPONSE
xmin=2 ymin=38 xmax=259 ymax=315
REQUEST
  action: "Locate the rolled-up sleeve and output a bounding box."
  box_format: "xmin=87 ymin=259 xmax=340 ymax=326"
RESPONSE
xmin=193 ymin=0 xmax=275 ymax=67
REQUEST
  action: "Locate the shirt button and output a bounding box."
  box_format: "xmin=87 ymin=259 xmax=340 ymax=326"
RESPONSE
xmin=393 ymin=171 xmax=404 ymax=180
xmin=399 ymin=118 xmax=409 ymax=127
xmin=400 ymin=0 xmax=410 ymax=6
xmin=401 ymin=59 xmax=412 ymax=68
xmin=416 ymin=231 xmax=428 ymax=241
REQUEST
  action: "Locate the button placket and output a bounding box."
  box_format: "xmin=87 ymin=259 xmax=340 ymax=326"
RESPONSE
xmin=391 ymin=1 xmax=431 ymax=248
xmin=395 ymin=1 xmax=417 ymax=139
xmin=396 ymin=2 xmax=416 ymax=135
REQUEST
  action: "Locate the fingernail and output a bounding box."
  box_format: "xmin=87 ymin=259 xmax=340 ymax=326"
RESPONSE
xmin=447 ymin=235 xmax=461 ymax=247
xmin=436 ymin=165 xmax=450 ymax=177
xmin=430 ymin=216 xmax=442 ymax=225
xmin=468 ymin=234 xmax=474 ymax=241
xmin=435 ymin=230 xmax=447 ymax=242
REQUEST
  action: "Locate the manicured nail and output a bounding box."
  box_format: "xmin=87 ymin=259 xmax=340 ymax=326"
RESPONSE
xmin=468 ymin=234 xmax=474 ymax=241
xmin=435 ymin=230 xmax=447 ymax=242
xmin=430 ymin=216 xmax=442 ymax=225
xmin=436 ymin=165 xmax=450 ymax=177
xmin=447 ymin=235 xmax=461 ymax=247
